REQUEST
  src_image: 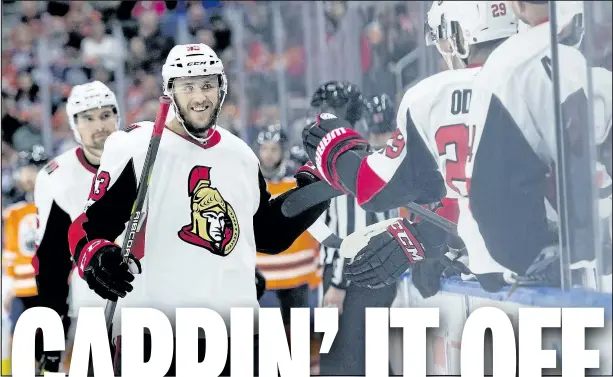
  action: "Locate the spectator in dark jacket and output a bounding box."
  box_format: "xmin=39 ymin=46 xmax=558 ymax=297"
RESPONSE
xmin=136 ymin=10 xmax=173 ymax=71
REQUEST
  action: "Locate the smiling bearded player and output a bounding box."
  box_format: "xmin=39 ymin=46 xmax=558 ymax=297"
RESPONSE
xmin=66 ymin=43 xmax=330 ymax=376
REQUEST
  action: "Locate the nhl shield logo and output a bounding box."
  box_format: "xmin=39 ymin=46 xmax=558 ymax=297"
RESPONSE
xmin=178 ymin=166 xmax=240 ymax=256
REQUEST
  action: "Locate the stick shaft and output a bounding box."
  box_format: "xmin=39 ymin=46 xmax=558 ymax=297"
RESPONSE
xmin=405 ymin=201 xmax=458 ymax=235
xmin=104 ymin=97 xmax=172 ymax=332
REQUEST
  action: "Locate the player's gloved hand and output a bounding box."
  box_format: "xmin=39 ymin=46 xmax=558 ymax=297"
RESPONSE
xmin=280 ymin=161 xmax=344 ymax=218
xmin=342 ymin=218 xmax=448 ymax=289
xmin=411 ymin=259 xmax=447 ymax=299
xmin=255 ymin=269 xmax=266 ymax=300
xmin=77 ymin=239 xmax=142 ymax=301
xmin=294 ymin=161 xmax=325 ymax=187
xmin=302 ymin=114 xmax=369 ymax=192
xmin=414 ymin=235 xmax=472 ymax=298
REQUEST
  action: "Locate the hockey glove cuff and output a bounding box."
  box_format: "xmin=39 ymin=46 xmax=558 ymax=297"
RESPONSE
xmin=302 ymin=114 xmax=369 ymax=192
xmin=79 ymin=239 xmax=142 ymax=301
xmin=342 ymin=218 xmax=448 ymax=289
xmin=77 ymin=239 xmax=114 ymax=278
xmin=295 ymin=161 xmax=325 ymax=187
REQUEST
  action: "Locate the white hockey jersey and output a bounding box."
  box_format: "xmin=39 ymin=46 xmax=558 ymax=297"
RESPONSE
xmin=68 ymin=122 xmax=324 ymax=337
xmin=466 ymin=20 xmax=612 ymax=275
xmin=397 ymin=66 xmax=481 ymax=200
xmin=34 ymin=147 xmax=107 ymax=318
xmin=395 ymin=66 xmax=511 ymax=276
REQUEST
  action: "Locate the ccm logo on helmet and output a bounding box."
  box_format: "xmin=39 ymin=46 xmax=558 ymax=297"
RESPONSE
xmin=315 ymin=128 xmax=347 ymax=174
xmin=387 ymin=220 xmax=425 ymax=264
xmin=319 ymin=113 xmax=337 ymax=120
xmin=186 ymin=62 xmax=207 ymax=66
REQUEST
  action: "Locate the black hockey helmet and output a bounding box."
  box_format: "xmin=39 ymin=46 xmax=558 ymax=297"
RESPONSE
xmin=16 ymin=145 xmax=49 ymax=169
xmin=256 ymin=124 xmax=288 ymax=147
xmin=363 ymin=93 xmax=396 ymax=134
xmin=310 ymin=81 xmax=364 ymax=126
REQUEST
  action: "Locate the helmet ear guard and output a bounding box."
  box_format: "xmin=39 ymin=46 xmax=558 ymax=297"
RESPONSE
xmin=426 ymin=13 xmax=470 ymax=69
xmin=425 ymin=1 xmax=518 ymax=69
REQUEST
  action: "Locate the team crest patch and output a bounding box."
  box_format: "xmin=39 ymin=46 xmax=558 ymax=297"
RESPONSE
xmin=44 ymin=161 xmax=59 ymax=174
xmin=178 ymin=166 xmax=240 ymax=256
xmin=124 ymin=123 xmax=141 ymax=133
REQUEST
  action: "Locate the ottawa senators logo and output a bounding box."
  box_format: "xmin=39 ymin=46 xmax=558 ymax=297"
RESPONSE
xmin=178 ymin=166 xmax=239 ymax=256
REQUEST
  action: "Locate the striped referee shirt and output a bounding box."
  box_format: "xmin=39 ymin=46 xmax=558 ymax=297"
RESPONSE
xmin=308 ymin=195 xmax=399 ymax=289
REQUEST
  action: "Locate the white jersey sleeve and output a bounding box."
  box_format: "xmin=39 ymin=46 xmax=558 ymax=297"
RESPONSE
xmin=68 ymin=123 xmax=151 ymax=261
xmin=466 ymin=22 xmax=606 ymax=274
xmin=337 ymin=87 xmax=446 ymax=212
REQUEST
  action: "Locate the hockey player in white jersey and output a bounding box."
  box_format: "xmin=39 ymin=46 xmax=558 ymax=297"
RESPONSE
xmin=33 ymin=81 xmax=120 ymax=372
xmin=297 ymin=1 xmax=520 ymax=295
xmin=465 ymin=0 xmax=611 ymax=284
xmin=67 ymin=43 xmax=330 ymax=375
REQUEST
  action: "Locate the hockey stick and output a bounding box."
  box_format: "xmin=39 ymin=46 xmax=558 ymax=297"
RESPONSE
xmin=103 ymin=96 xmax=172 ymax=333
xmin=405 ymin=201 xmax=458 ymax=235
xmin=282 ymin=179 xmax=459 ymax=236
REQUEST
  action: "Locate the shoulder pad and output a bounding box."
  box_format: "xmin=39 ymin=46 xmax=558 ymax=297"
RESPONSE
xmin=43 ymin=160 xmax=59 ymax=175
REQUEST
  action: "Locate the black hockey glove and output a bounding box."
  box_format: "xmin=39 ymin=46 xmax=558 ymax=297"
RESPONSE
xmin=281 ymin=160 xmax=344 ymax=217
xmin=255 ymin=269 xmax=266 ymax=300
xmin=76 ymin=239 xmax=142 ymax=301
xmin=411 ymin=231 xmax=472 ymax=298
xmin=343 ymin=218 xmax=448 ymax=290
xmin=302 ymin=114 xmax=369 ymax=193
xmin=411 ymin=259 xmax=447 ymax=299
xmin=294 ymin=160 xmax=325 ymax=188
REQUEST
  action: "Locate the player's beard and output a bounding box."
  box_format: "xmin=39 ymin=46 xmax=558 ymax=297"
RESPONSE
xmin=177 ymin=100 xmax=221 ymax=138
xmin=90 ymin=131 xmax=112 ymax=150
xmin=84 ymin=131 xmax=111 ymax=158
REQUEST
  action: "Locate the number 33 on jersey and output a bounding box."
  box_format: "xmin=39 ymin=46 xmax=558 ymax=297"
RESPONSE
xmin=401 ymin=66 xmax=483 ymax=200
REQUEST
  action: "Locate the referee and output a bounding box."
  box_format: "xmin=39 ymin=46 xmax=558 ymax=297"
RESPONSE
xmin=307 ymin=84 xmax=399 ymax=376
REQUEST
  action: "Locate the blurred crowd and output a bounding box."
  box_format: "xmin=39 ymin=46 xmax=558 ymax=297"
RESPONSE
xmin=1 ymin=0 xmax=423 ymax=208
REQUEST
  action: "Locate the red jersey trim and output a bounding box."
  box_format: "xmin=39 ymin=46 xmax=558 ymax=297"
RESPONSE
xmin=68 ymin=213 xmax=88 ymax=257
xmin=165 ymin=127 xmax=221 ymax=149
xmin=76 ymin=148 xmax=98 ymax=173
xmin=356 ymin=157 xmax=388 ymax=205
